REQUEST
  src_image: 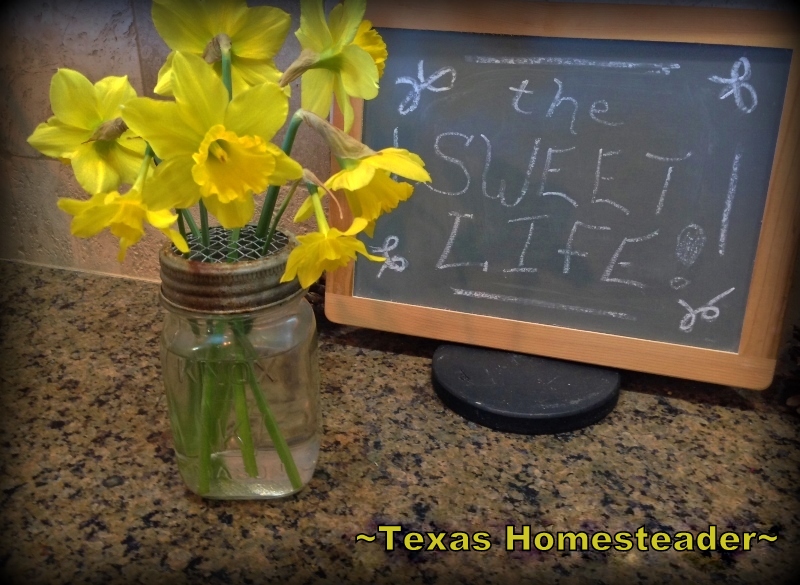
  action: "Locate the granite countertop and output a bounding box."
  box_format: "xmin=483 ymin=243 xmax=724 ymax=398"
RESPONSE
xmin=0 ymin=260 xmax=798 ymax=584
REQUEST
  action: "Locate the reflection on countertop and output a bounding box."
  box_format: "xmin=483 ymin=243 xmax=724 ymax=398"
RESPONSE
xmin=0 ymin=260 xmax=798 ymax=584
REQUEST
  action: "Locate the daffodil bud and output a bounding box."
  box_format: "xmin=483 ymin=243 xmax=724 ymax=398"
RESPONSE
xmin=86 ymin=118 xmax=128 ymax=143
xmin=297 ymin=110 xmax=375 ymax=160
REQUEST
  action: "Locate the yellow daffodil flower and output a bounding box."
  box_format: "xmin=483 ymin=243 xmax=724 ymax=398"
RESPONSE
xmin=281 ymin=0 xmax=387 ymax=131
xmin=295 ymin=147 xmax=431 ymax=235
xmin=280 ymin=217 xmax=383 ymax=288
xmin=293 ymin=110 xmax=430 ymax=234
xmin=122 ymin=52 xmax=302 ymax=229
xmin=151 ymin=0 xmax=291 ymax=97
xmin=57 ymin=185 xmax=188 ymax=262
xmin=327 ymin=148 xmax=431 ymax=224
xmin=27 ymin=69 xmax=145 ymax=194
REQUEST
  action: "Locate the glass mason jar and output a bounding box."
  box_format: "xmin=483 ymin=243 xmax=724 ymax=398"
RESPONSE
xmin=158 ymin=230 xmax=320 ymax=499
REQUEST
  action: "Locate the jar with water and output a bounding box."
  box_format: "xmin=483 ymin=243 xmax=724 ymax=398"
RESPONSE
xmin=158 ymin=228 xmax=320 ymax=499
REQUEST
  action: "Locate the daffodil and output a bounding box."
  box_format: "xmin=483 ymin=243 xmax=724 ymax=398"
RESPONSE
xmin=281 ymin=0 xmax=387 ymax=131
xmin=122 ymin=52 xmax=302 ymax=229
xmin=27 ymin=69 xmax=145 ymax=194
xmin=293 ymin=112 xmax=430 ymax=234
xmin=280 ymin=217 xmax=383 ymax=288
xmin=325 ymin=148 xmax=430 ymax=232
xmin=295 ymin=148 xmax=429 ymax=235
xmin=57 ymin=185 xmax=188 ymax=262
xmin=151 ymin=0 xmax=291 ymax=97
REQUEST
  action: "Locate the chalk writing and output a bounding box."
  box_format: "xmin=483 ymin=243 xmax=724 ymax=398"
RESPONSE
xmin=709 ymin=57 xmax=758 ymax=113
xmin=539 ymin=146 xmax=578 ymax=206
xmin=452 ymin=288 xmax=637 ymax=320
xmin=436 ymin=212 xmax=488 ymax=271
xmin=559 ymin=221 xmax=612 ymax=274
xmin=546 ymin=78 xmax=579 ymax=135
xmin=601 ymin=231 xmax=660 ymax=288
xmin=509 ymin=79 xmax=535 ymax=114
xmin=719 ymin=146 xmax=742 ymax=256
xmin=676 ymin=224 xmax=706 ymax=267
xmin=481 ymin=134 xmax=541 ymax=207
xmin=466 ymin=55 xmax=680 ymax=75
xmin=670 ymin=277 xmax=691 ymax=290
xmin=370 ymin=236 xmax=408 ymax=278
xmin=592 ymin=148 xmax=629 ymax=214
xmin=678 ymin=288 xmax=736 ymax=332
xmin=355 ymin=27 xmax=790 ymax=352
xmin=396 ymin=60 xmax=456 ymax=115
xmin=425 ymin=132 xmax=473 ymax=196
xmin=589 ymin=100 xmax=623 ymax=126
xmin=504 ymin=215 xmax=549 ymax=273
xmin=645 ymin=152 xmax=692 ymax=215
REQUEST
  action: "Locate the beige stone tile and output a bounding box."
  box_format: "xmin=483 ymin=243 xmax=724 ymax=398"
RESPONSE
xmin=1 ymin=0 xmax=145 ymax=159
xmin=129 ymin=0 xmax=170 ymax=99
xmin=0 ymin=155 xmax=164 ymax=280
xmin=0 ymin=156 xmax=77 ymax=268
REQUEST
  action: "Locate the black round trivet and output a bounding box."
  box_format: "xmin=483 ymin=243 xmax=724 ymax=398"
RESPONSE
xmin=432 ymin=344 xmax=620 ymax=434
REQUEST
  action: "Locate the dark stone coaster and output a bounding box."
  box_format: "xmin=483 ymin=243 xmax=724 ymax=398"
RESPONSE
xmin=432 ymin=344 xmax=620 ymax=435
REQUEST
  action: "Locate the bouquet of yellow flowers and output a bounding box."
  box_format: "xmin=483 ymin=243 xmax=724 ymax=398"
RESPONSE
xmin=27 ymin=0 xmax=430 ymax=499
xmin=27 ymin=0 xmax=430 ymax=286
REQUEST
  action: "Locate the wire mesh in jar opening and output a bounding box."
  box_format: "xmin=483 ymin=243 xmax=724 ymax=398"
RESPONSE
xmin=175 ymin=225 xmax=289 ymax=263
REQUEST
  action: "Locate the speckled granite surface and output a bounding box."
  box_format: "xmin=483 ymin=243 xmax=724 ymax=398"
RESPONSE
xmin=0 ymin=259 xmax=798 ymax=585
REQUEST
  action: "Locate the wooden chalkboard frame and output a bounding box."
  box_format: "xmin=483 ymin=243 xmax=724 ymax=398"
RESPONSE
xmin=324 ymin=0 xmax=800 ymax=390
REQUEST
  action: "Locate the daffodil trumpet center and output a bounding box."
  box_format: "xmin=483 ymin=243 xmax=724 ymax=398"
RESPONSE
xmin=192 ymin=125 xmax=273 ymax=203
xmin=208 ymin=140 xmax=229 ymax=162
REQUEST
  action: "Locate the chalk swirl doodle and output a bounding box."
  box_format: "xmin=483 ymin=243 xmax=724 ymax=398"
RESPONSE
xmin=370 ymin=236 xmax=408 ymax=278
xmin=677 ymin=287 xmax=735 ymax=332
xmin=709 ymin=57 xmax=758 ymax=113
xmin=396 ymin=60 xmax=456 ymax=115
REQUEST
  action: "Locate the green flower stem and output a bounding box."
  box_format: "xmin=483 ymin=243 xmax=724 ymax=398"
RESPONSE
xmin=133 ymin=145 xmax=155 ymax=193
xmin=198 ymin=359 xmax=216 ymax=494
xmin=256 ymin=111 xmax=304 ymax=241
xmin=229 ymin=322 xmax=258 ymax=478
xmin=245 ymin=361 xmax=303 ymax=491
xmin=227 ymin=228 xmax=240 ymax=262
xmin=199 ymin=199 xmax=210 ymax=247
xmin=221 ymin=46 xmax=233 ymax=101
xmin=232 ymin=324 xmax=303 ymax=491
xmin=310 ymin=186 xmax=330 ymax=234
xmin=197 ymin=320 xmax=234 ymax=495
xmin=178 ymin=209 xmax=200 ymax=240
xmin=146 ymin=142 xmax=161 ymax=166
xmin=264 ymin=179 xmax=300 ymax=252
xmin=232 ymin=363 xmax=259 ymax=477
xmin=177 ymin=212 xmax=187 ymax=241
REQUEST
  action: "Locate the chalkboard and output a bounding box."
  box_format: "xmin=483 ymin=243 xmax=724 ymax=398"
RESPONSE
xmin=325 ymin=1 xmax=800 ymax=390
